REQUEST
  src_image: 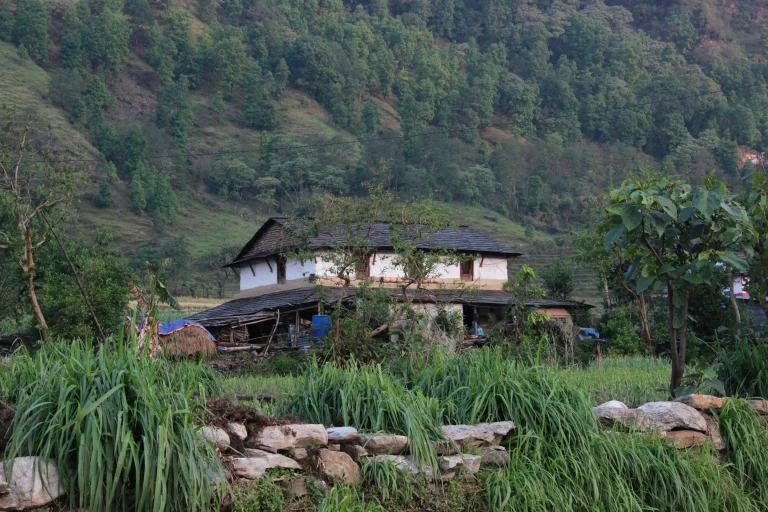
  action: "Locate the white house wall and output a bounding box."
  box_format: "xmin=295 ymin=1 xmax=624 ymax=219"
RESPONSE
xmin=239 ymin=257 xmax=317 ymax=291
xmin=475 ymin=257 xmax=509 ymax=281
xmin=239 ymin=259 xmax=277 ymax=290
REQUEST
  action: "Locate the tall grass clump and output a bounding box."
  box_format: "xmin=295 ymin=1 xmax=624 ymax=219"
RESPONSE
xmin=718 ymin=341 xmax=768 ymax=398
xmin=285 ymin=359 xmax=444 ymax=469
xmin=360 ymin=458 xmax=419 ymax=503
xmin=718 ymin=399 xmax=768 ymax=507
xmin=3 ymin=331 xmax=222 ymax=512
xmin=316 ymin=486 xmax=387 ymax=512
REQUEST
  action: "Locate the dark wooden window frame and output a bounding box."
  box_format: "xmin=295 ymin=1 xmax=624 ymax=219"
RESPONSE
xmin=460 ymin=259 xmax=474 ymax=282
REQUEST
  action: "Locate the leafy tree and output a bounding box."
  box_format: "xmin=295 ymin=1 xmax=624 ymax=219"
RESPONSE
xmin=60 ymin=9 xmax=86 ymax=69
xmin=0 ymin=107 xmax=86 ymax=339
xmin=243 ymin=94 xmax=277 ymax=130
xmin=11 ymin=0 xmax=49 ymax=61
xmin=156 ymin=75 xmax=194 ymax=156
xmin=0 ymin=0 xmax=13 ymax=41
xmin=86 ymin=8 xmax=131 ymax=74
xmin=38 ymin=231 xmax=130 ymax=339
xmin=361 ymin=99 xmax=381 ymax=134
xmin=194 ymin=246 xmax=239 ymax=298
xmin=540 ymin=262 xmax=574 ymax=300
xmin=94 ymin=179 xmax=113 ymax=207
xmin=601 ymin=176 xmax=755 ymax=394
xmin=210 ymin=91 xmax=226 ymax=124
xmin=286 ymin=36 xmax=338 ymax=96
xmin=48 ymin=69 xmax=85 ymax=112
xmin=271 ymin=58 xmax=290 ymax=99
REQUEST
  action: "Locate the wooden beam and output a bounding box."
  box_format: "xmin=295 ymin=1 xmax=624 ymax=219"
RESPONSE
xmin=480 ymin=256 xmax=484 ymax=267
xmin=266 ymin=259 xmax=273 ymax=272
xmin=249 ymin=263 xmax=256 ymax=276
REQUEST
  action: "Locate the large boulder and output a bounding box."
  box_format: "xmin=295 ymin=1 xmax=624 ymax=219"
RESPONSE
xmin=248 ymin=424 xmax=328 ymax=451
xmin=748 ymin=400 xmax=768 ymax=415
xmin=198 ymin=427 xmax=231 ymax=452
xmin=371 ymin=455 xmax=432 ymax=478
xmin=356 ymin=433 xmax=408 ymax=455
xmin=637 ymin=402 xmax=708 ymax=433
xmin=340 ymin=444 xmax=368 ymax=462
xmin=315 ymin=449 xmax=361 ymax=485
xmin=480 ymin=446 xmax=509 ymax=468
xmin=662 ymin=430 xmax=708 ymax=449
xmin=226 ymin=423 xmax=248 ymax=442
xmin=592 ymin=407 xmax=649 ymax=430
xmin=0 ymin=457 xmax=65 ymax=511
xmin=233 ymin=450 xmax=302 ymax=480
xmin=474 ymin=421 xmax=516 ymax=444
xmin=703 ymin=414 xmax=725 ymax=451
xmin=439 ymin=455 xmax=481 ymax=475
xmin=439 ymin=425 xmax=495 ymax=453
xmin=597 ymin=400 xmax=629 ymax=409
xmin=674 ymin=395 xmax=727 ymax=412
xmin=327 ymin=427 xmax=358 ymax=444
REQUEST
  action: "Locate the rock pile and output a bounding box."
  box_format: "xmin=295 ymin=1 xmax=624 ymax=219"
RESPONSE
xmin=591 ymin=394 xmax=768 ymax=450
xmin=197 ymin=420 xmax=517 ymax=486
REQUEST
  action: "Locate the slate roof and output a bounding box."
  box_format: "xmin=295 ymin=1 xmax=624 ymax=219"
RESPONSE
xmin=187 ymin=286 xmax=590 ymax=328
xmin=228 ymin=218 xmax=523 ymax=267
xmin=185 ymin=287 xmax=358 ymax=327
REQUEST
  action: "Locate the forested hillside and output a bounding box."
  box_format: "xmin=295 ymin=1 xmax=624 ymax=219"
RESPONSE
xmin=2 ymin=0 xmax=768 ymax=297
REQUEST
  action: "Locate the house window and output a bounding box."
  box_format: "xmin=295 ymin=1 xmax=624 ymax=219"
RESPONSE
xmin=355 ymin=252 xmax=371 ymax=279
xmin=277 ymin=256 xmax=286 ymax=284
xmin=460 ymin=259 xmax=474 ymax=281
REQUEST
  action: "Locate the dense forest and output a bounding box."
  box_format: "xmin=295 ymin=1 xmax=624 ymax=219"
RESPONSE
xmin=2 ymin=0 xmax=768 ymax=299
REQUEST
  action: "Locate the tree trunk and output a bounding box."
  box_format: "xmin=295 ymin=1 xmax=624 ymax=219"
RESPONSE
xmin=603 ymin=276 xmax=612 ymax=309
xmin=639 ymin=292 xmax=652 ymax=348
xmin=24 ymin=227 xmax=48 ymax=340
xmin=668 ymin=281 xmax=681 ymax=395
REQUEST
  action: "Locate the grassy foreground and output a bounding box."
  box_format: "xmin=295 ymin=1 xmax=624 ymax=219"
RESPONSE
xmin=1 ymin=344 xmax=766 ymax=511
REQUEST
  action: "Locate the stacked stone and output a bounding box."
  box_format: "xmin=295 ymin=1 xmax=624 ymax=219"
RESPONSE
xmin=592 ymin=394 xmax=768 ymax=450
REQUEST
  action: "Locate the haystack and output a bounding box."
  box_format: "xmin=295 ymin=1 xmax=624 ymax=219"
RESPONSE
xmin=159 ymin=325 xmax=217 ymax=357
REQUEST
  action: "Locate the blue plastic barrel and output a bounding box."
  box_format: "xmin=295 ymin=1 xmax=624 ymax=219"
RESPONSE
xmin=311 ymin=315 xmax=332 ymax=343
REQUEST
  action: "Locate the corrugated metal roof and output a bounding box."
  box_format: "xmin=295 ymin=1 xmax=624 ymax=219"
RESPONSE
xmin=228 ymin=218 xmax=523 ymax=267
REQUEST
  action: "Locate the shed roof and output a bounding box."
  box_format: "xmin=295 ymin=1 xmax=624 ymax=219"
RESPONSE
xmin=227 ymin=218 xmax=523 ymax=267
xmin=186 ymin=286 xmax=591 ymax=328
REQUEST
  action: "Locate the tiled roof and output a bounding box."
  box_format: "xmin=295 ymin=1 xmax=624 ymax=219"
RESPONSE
xmin=186 ymin=286 xmax=590 ymax=328
xmin=228 ymin=218 xmax=523 ymax=267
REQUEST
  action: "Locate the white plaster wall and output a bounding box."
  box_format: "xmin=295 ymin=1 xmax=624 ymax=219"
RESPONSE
xmin=286 ymin=258 xmax=316 ymax=280
xmin=475 ymin=257 xmax=509 ymax=281
xmin=239 ymin=259 xmax=277 ymax=290
xmin=370 ymin=252 xmax=404 ymax=279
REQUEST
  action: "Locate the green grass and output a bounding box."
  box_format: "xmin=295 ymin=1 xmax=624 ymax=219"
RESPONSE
xmin=219 ymin=373 xmax=300 ymax=415
xmin=1 ymin=331 xmax=222 ymax=512
xmin=559 ymin=356 xmax=670 ymax=407
xmin=0 ymin=42 xmax=96 ymax=157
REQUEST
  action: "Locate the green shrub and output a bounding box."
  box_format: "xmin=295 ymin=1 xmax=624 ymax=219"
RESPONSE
xmin=229 ymin=479 xmax=285 ymax=512
xmin=361 ymin=458 xmax=419 ymax=503
xmin=718 ymin=341 xmax=768 ymax=398
xmin=3 ymin=332 xmax=222 ymax=512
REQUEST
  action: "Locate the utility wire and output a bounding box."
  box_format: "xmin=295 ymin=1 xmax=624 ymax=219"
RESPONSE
xmin=23 ymin=80 xmax=767 ymax=165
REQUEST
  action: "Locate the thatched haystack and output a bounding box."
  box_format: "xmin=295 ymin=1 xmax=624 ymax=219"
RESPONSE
xmin=159 ymin=325 xmax=217 ymax=357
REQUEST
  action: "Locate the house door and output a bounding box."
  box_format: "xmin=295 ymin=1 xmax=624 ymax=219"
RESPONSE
xmin=460 ymin=259 xmax=474 ymax=281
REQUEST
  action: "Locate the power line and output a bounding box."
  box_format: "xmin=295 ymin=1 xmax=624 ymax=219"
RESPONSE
xmin=23 ymin=80 xmax=767 ymax=165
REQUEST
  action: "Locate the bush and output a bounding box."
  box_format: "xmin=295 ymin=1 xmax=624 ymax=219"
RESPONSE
xmin=718 ymin=341 xmax=768 ymax=398
xmin=599 ymin=307 xmax=649 ymax=357
xmin=230 ymin=479 xmax=285 ymax=512
xmin=2 ymin=333 xmax=223 ymax=511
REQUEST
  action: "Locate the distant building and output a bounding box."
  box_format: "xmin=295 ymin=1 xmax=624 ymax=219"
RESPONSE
xmin=188 ymin=218 xmax=591 ymax=346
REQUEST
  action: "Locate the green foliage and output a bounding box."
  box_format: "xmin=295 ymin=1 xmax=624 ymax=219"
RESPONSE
xmin=718 ymin=341 xmax=768 ymax=399
xmin=361 ymin=99 xmax=381 ymax=134
xmin=718 ymin=399 xmax=768 ymax=507
xmin=361 ymin=458 xmax=419 ymax=504
xmin=601 ymin=176 xmax=755 ymax=392
xmin=229 ymin=480 xmax=285 ymax=512
xmin=11 ymin=0 xmax=48 ymax=61
xmin=599 ymin=307 xmax=648 ymax=357
xmin=2 ymin=336 xmax=222 ymax=511
xmin=560 ymin=356 xmax=670 ymax=407
xmin=539 ymin=262 xmax=574 ymax=300
xmin=37 ymin=231 xmax=130 ymax=339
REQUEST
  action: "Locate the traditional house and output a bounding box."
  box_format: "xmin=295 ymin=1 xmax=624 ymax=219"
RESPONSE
xmin=187 ymin=218 xmax=591 ymax=348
